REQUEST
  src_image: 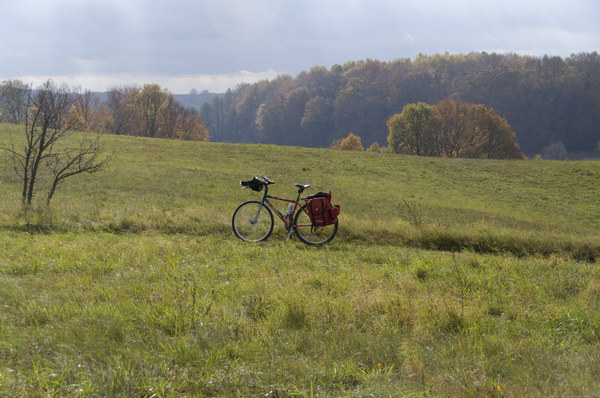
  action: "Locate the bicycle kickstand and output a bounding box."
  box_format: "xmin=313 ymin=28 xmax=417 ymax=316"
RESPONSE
xmin=285 ymin=226 xmax=294 ymax=241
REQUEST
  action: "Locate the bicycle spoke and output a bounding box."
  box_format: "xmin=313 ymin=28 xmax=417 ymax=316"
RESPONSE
xmin=232 ymin=201 xmax=274 ymax=242
xmin=293 ymin=206 xmax=337 ymax=246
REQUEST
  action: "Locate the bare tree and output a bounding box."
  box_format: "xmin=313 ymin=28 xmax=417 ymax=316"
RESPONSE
xmin=158 ymin=95 xmax=180 ymax=138
xmin=2 ymin=79 xmax=111 ymax=206
xmin=541 ymin=141 xmax=568 ymax=160
xmin=106 ymin=85 xmax=140 ymax=135
xmin=75 ymin=88 xmax=100 ymax=130
xmin=45 ymin=137 xmax=110 ymax=205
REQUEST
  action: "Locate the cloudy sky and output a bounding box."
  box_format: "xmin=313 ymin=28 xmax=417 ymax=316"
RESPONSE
xmin=1 ymin=0 xmax=598 ymax=93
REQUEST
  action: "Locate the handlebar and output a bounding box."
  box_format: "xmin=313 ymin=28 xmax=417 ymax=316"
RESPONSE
xmin=261 ymin=175 xmax=275 ymax=185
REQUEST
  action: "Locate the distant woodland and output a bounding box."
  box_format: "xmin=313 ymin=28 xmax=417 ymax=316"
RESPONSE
xmin=2 ymin=52 xmax=599 ymax=156
xmin=200 ymin=52 xmax=600 ymax=155
xmin=0 ymin=82 xmax=210 ymax=141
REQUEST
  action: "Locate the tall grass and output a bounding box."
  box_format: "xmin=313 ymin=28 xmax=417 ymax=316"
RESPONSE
xmin=1 ymin=123 xmax=599 ymax=396
xmin=1 ymin=233 xmax=598 ymax=396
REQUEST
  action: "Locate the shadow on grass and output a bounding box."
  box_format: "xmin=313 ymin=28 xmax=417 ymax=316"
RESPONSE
xmin=2 ymin=216 xmax=598 ymax=262
xmin=1 ymin=217 xmax=232 ymax=237
xmin=412 ymin=232 xmax=598 ymax=262
xmin=347 ymin=226 xmax=600 ymax=262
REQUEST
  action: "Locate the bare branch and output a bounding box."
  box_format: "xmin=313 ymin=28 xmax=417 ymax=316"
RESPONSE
xmin=45 ymin=135 xmax=112 ymax=205
xmin=3 ymin=78 xmax=112 ymax=207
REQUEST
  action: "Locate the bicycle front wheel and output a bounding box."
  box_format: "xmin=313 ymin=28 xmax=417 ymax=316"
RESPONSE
xmin=232 ymin=201 xmax=274 ymax=242
xmin=293 ymin=206 xmax=338 ymax=246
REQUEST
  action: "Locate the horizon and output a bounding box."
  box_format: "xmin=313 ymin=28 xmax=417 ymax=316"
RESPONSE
xmin=5 ymin=51 xmax=597 ymax=95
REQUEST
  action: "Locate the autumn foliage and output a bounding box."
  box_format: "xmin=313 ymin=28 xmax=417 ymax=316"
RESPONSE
xmin=0 ymin=81 xmax=210 ymax=141
xmin=331 ymin=132 xmax=364 ymax=151
xmin=387 ymin=99 xmax=524 ymax=159
xmin=103 ymin=84 xmax=210 ymax=141
xmin=199 ymin=53 xmax=600 ymax=154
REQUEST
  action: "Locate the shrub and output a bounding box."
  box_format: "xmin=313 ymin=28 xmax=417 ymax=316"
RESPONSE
xmin=331 ymin=133 xmax=364 ymax=151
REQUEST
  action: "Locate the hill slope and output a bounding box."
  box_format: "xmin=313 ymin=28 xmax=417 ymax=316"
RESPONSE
xmin=1 ymin=122 xmax=599 ymax=258
xmin=1 ymin=123 xmax=599 ymax=396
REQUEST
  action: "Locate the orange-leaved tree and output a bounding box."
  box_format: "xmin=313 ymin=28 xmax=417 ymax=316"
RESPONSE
xmin=331 ymin=132 xmax=364 ymax=151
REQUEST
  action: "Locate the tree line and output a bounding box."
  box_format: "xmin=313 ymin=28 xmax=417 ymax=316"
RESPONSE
xmin=200 ymin=52 xmax=600 ymax=155
xmin=0 ymin=81 xmax=209 ymax=141
xmin=3 ymin=52 xmax=599 ymax=156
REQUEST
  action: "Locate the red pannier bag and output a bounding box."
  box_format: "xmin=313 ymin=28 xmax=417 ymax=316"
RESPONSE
xmin=306 ymin=192 xmax=340 ymax=226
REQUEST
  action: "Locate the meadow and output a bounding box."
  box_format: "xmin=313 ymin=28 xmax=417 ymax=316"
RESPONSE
xmin=0 ymin=122 xmax=599 ymax=397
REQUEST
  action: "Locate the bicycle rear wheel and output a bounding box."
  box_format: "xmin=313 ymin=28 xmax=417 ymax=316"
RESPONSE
xmin=232 ymin=201 xmax=274 ymax=242
xmin=293 ymin=206 xmax=338 ymax=246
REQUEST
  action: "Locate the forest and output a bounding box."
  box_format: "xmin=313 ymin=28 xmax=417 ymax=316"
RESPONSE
xmin=200 ymin=52 xmax=600 ymax=155
xmin=2 ymin=52 xmax=599 ymax=157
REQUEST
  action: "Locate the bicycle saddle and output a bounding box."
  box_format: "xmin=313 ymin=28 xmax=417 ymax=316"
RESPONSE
xmin=294 ymin=183 xmax=311 ymax=192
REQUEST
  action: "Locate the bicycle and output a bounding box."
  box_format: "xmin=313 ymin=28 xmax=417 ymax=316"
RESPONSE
xmin=232 ymin=176 xmax=338 ymax=246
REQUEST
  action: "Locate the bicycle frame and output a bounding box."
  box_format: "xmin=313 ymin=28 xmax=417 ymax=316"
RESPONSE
xmin=259 ymin=185 xmax=304 ymax=231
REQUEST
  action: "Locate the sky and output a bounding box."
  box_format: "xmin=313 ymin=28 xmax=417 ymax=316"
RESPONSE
xmin=1 ymin=0 xmax=599 ymax=94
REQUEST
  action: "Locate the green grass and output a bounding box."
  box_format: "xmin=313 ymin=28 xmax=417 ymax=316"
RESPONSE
xmin=0 ymin=122 xmax=599 ymax=396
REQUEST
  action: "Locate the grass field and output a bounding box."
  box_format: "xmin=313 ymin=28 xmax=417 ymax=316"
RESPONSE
xmin=0 ymin=122 xmax=599 ymax=397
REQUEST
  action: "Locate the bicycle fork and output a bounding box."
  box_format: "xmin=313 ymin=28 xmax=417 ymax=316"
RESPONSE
xmin=250 ymin=204 xmax=262 ymax=225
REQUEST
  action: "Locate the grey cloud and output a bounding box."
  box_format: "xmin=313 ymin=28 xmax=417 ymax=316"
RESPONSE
xmin=1 ymin=0 xmax=599 ymax=92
